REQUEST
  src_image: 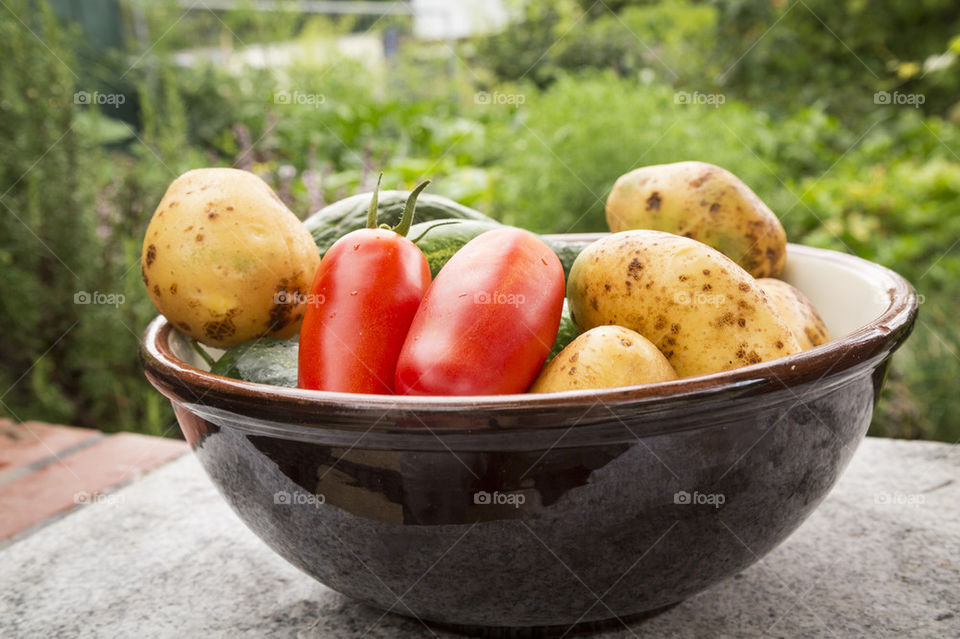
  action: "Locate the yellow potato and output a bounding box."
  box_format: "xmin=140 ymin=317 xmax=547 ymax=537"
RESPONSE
xmin=606 ymin=161 xmax=787 ymax=278
xmin=530 ymin=326 xmax=677 ymax=392
xmin=567 ymin=230 xmax=802 ymax=377
xmin=757 ymin=278 xmax=830 ymax=350
xmin=141 ymin=168 xmax=321 ymax=348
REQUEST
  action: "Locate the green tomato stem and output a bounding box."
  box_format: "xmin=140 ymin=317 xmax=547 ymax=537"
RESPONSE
xmin=410 ymin=219 xmax=462 ymax=244
xmin=392 ymin=179 xmax=431 ymax=238
xmin=366 ymin=172 xmax=383 ymax=229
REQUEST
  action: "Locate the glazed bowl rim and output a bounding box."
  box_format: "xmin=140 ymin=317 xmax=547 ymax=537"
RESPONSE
xmin=140 ymin=237 xmax=918 ymax=430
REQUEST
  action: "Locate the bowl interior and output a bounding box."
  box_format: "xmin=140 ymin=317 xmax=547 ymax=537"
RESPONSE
xmin=779 ymin=249 xmax=888 ymax=338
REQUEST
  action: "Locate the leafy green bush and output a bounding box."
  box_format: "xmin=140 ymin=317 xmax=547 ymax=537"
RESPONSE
xmin=714 ymin=0 xmax=960 ymax=118
xmin=474 ymin=0 xmax=718 ymax=88
xmin=476 ymin=0 xmax=959 ymax=122
xmin=0 ymin=1 xmax=169 ymax=434
xmin=785 ymin=114 xmax=960 ymax=439
xmin=484 ymin=71 xmax=831 ymax=232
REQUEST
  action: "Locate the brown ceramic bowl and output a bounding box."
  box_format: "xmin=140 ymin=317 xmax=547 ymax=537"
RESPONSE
xmin=141 ymin=237 xmax=917 ymax=634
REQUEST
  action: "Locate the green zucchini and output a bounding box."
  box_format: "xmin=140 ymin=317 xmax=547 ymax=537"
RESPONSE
xmin=410 ymin=219 xmax=503 ymax=277
xmin=548 ymin=300 xmax=580 ymax=362
xmin=543 ymin=238 xmax=593 ymax=280
xmin=409 ymin=219 xmax=590 ymax=279
xmin=211 ymin=338 xmax=298 ymax=388
xmin=304 ymin=190 xmax=494 ymax=256
xmin=304 ymin=190 xmax=591 ymax=277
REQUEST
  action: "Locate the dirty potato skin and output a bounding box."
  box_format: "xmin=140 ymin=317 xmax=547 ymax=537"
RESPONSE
xmin=530 ymin=326 xmax=677 ymax=393
xmin=757 ymin=278 xmax=830 ymax=350
xmin=567 ymin=230 xmax=802 ymax=378
xmin=605 ymin=161 xmax=787 ymax=278
xmin=141 ymin=168 xmax=321 ymax=348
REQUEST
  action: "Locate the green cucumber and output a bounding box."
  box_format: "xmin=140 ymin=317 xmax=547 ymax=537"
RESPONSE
xmin=304 ymin=190 xmax=494 ymax=256
xmin=548 ymin=300 xmax=580 ymax=362
xmin=211 ymin=338 xmax=298 ymax=388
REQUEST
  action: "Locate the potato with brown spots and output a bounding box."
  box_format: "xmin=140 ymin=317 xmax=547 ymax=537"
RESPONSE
xmin=530 ymin=326 xmax=677 ymax=392
xmin=757 ymin=278 xmax=830 ymax=350
xmin=567 ymin=230 xmax=802 ymax=377
xmin=605 ymin=161 xmax=787 ymax=278
xmin=141 ymin=168 xmax=321 ymax=348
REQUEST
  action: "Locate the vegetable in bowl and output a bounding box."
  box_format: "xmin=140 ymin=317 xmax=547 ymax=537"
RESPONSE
xmin=142 ymin=161 xmax=877 ymax=397
xmin=139 ymin=159 xmax=918 ymax=632
xmin=297 ymin=180 xmax=432 ymax=394
xmin=140 ymin=168 xmax=320 ymax=348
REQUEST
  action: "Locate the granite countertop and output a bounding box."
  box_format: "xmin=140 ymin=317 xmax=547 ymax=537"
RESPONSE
xmin=1 ymin=437 xmax=957 ymax=638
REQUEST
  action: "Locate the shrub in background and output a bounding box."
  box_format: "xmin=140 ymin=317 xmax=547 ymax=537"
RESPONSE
xmin=0 ymin=1 xmax=171 ymax=433
xmin=486 ymin=72 xmax=806 ymax=232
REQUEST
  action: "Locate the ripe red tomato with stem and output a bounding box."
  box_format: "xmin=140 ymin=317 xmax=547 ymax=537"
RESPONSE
xmin=395 ymin=227 xmax=565 ymax=396
xmin=298 ymin=177 xmax=432 ymax=394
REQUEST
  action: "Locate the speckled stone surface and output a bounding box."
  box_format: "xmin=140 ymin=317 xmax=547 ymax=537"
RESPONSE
xmin=1 ymin=437 xmax=957 ymax=638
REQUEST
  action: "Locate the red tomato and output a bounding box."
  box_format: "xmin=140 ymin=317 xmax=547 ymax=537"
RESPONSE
xmin=395 ymin=228 xmax=565 ymax=395
xmin=298 ymin=183 xmax=431 ymax=394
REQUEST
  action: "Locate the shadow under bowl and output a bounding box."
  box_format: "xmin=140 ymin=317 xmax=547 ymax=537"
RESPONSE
xmin=141 ymin=238 xmax=917 ymax=631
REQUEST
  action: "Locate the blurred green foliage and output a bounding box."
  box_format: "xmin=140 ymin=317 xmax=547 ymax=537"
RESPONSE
xmin=714 ymin=0 xmax=960 ymax=118
xmin=477 ymin=0 xmax=960 ymax=121
xmin=476 ymin=0 xmax=720 ymax=88
xmin=0 ymin=0 xmax=174 ymax=433
xmin=0 ymin=0 xmax=957 ymax=441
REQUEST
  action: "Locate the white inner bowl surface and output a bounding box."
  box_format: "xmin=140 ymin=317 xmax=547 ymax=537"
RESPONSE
xmin=779 ymin=250 xmax=888 ymax=338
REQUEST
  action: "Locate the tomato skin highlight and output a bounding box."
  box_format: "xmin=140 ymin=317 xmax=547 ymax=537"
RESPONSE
xmin=395 ymin=228 xmax=565 ymax=396
xmin=297 ymin=228 xmax=431 ymax=394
